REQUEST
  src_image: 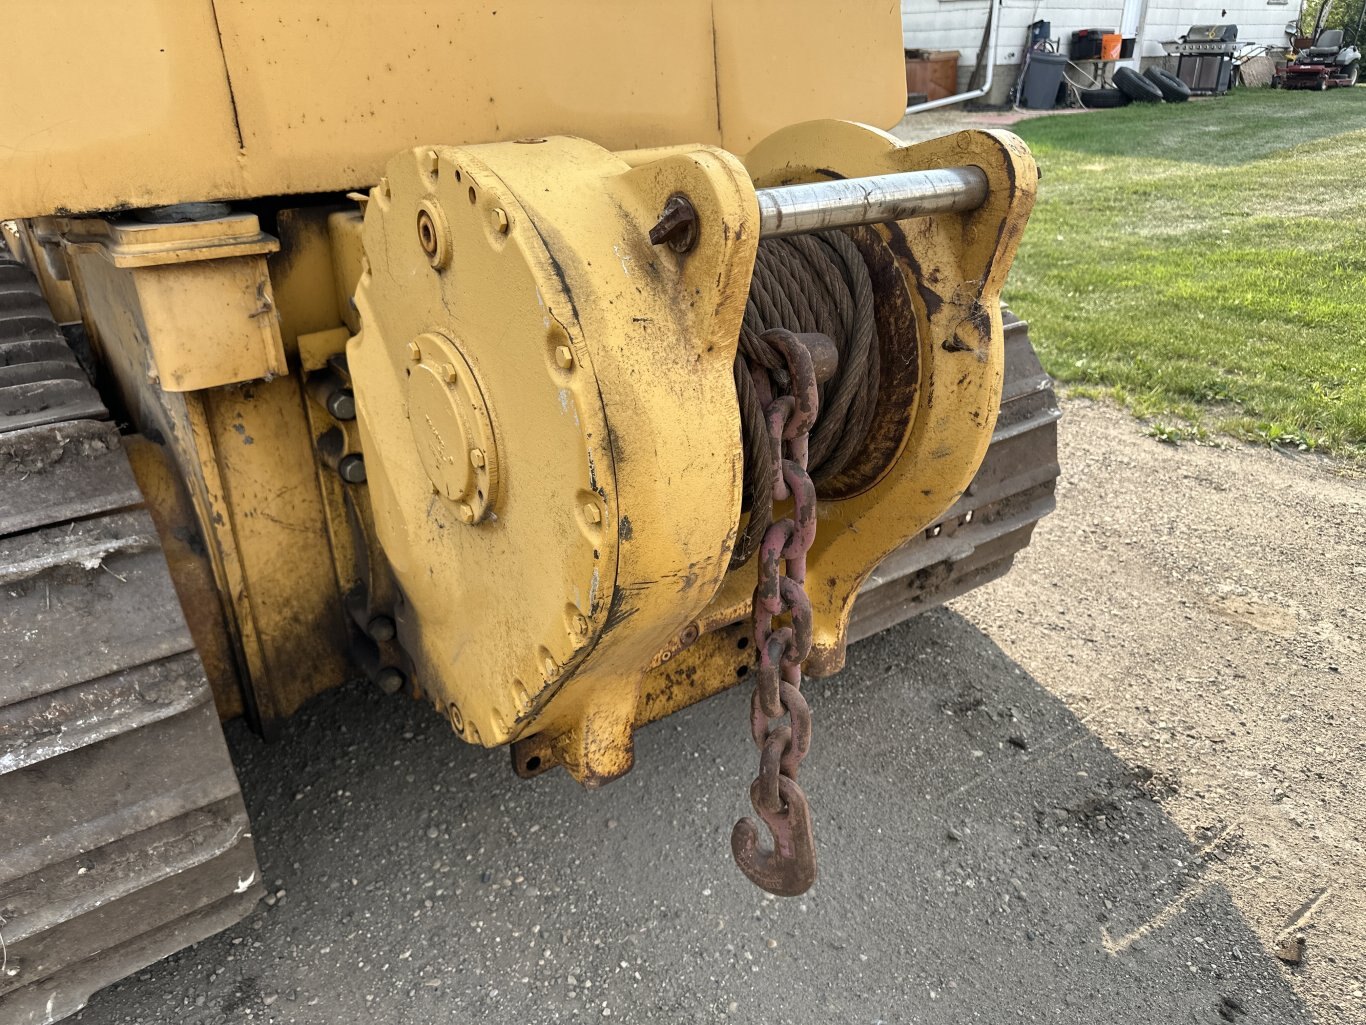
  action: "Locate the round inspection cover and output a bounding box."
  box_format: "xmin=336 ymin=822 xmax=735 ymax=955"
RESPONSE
xmin=405 ymin=332 xmax=499 ymax=522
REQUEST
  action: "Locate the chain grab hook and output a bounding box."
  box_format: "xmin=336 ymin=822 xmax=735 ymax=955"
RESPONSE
xmin=731 ymin=328 xmax=830 ymax=898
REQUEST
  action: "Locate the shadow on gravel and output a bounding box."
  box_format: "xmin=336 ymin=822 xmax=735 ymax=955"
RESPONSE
xmin=84 ymin=609 xmax=1310 ymax=1025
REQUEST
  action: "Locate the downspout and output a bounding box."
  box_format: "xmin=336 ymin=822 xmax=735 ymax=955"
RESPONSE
xmin=905 ymin=0 xmax=1002 ymax=113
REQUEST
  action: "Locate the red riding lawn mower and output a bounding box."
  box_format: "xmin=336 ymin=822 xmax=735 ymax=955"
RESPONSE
xmin=1274 ymin=0 xmax=1363 ymax=89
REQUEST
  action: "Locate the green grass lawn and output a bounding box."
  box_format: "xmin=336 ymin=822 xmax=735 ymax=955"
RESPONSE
xmin=1004 ymin=89 xmax=1366 ymax=458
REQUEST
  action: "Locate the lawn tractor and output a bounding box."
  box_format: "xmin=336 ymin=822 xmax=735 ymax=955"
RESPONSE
xmin=0 ymin=4 xmax=1059 ymax=1021
xmin=1275 ymin=0 xmax=1363 ymax=88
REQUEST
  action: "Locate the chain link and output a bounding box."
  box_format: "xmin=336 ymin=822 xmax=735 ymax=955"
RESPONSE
xmin=730 ymin=328 xmax=829 ymax=898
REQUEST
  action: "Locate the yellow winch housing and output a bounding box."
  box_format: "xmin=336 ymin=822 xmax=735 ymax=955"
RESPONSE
xmin=344 ymin=123 xmax=1036 ymax=784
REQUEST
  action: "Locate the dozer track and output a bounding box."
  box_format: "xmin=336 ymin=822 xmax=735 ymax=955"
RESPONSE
xmin=0 ymin=252 xmax=261 ymax=1024
xmin=850 ymin=308 xmax=1060 ymax=634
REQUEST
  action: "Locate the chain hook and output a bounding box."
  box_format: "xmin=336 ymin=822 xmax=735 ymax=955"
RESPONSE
xmin=731 ymin=775 xmax=818 ymax=897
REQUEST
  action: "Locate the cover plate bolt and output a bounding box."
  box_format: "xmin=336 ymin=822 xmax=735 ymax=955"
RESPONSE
xmin=375 ymin=667 xmax=405 ymax=695
xmin=326 ymin=389 xmax=356 ymax=421
xmin=338 ymin=454 xmax=367 ymax=483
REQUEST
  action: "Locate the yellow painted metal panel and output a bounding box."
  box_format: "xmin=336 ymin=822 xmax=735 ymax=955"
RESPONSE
xmin=712 ymin=6 xmax=908 ymax=153
xmin=63 ymin=215 xmax=288 ymax=391
xmin=212 ymin=1 xmax=720 ymax=190
xmin=62 ymin=216 xmax=350 ymax=726
xmin=0 ymin=1 xmax=241 ymax=215
xmin=1 ymin=1 xmax=903 ymax=218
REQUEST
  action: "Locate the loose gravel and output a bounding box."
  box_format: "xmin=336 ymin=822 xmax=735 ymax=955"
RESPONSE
xmin=84 ymin=399 xmax=1362 ymax=1024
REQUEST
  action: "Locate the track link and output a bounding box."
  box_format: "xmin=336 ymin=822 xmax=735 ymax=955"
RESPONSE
xmin=0 ymin=249 xmax=261 ymax=1024
xmin=849 ymin=306 xmax=1061 ymax=635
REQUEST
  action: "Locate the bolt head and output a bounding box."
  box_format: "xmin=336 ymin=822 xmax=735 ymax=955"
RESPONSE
xmin=469 ymin=448 xmax=486 ymax=468
xmin=573 ymin=614 xmax=590 ymax=636
xmin=649 ymin=194 xmax=699 ymax=254
xmin=338 ymin=454 xmax=367 ymax=484
xmin=583 ymin=502 xmax=601 ymax=525
xmin=375 ymin=668 xmax=405 ymax=695
xmin=367 ymin=615 xmax=396 ymax=642
xmin=456 ymin=502 xmax=475 ymax=523
xmin=543 ymin=656 xmax=557 ymax=678
xmin=407 ymin=340 xmax=423 ymax=362
xmin=326 ymin=389 xmax=357 ymax=421
xmin=554 ymin=345 xmax=574 ymax=369
xmin=441 ymin=362 xmax=458 ymax=383
xmin=491 ymin=208 xmax=509 ymax=234
xmin=423 ymin=149 xmax=440 ymax=175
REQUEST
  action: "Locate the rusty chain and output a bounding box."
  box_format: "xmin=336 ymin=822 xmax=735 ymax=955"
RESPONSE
xmin=648 ymin=204 xmax=873 ymax=897
xmin=730 ymin=328 xmax=828 ymax=897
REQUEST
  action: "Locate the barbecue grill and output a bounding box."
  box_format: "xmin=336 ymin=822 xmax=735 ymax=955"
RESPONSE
xmin=1170 ymin=24 xmax=1238 ymax=95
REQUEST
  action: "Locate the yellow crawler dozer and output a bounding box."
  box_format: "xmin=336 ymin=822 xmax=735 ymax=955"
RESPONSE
xmin=0 ymin=4 xmax=1058 ymax=1019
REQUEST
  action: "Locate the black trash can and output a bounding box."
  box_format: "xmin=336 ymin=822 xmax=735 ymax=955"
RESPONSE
xmin=1021 ymin=51 xmax=1068 ymax=109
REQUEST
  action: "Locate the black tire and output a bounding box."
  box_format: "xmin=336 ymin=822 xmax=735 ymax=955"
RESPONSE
xmin=1144 ymin=66 xmax=1192 ymax=102
xmin=1078 ymin=87 xmax=1131 ymax=108
xmin=1344 ymin=61 xmax=1360 ymax=86
xmin=1115 ymin=66 xmax=1164 ymax=102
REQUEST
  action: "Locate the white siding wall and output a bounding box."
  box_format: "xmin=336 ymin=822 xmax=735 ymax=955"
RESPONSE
xmin=903 ymin=0 xmax=1123 ymax=68
xmin=903 ymin=0 xmax=1296 ymax=74
xmin=1143 ymin=0 xmax=1295 ymax=54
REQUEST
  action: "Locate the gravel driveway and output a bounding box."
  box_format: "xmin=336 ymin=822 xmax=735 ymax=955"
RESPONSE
xmin=85 ymin=399 xmax=1363 ymax=1025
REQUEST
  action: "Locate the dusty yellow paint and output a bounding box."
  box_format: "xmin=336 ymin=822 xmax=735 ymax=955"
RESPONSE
xmin=348 ymin=138 xmax=755 ymax=782
xmin=63 ymin=214 xmax=287 ymax=391
xmin=123 ymin=435 xmax=244 ymax=721
xmin=0 ymin=2 xmax=904 ymax=220
xmin=741 ymin=121 xmax=1038 ymax=677
xmin=11 ymin=219 xmax=81 ymax=323
xmin=512 ymin=619 xmax=757 ymax=780
xmin=3 ymin=0 xmax=1036 ymax=777
xmin=60 ymin=212 xmax=350 ymax=727
xmin=349 ymin=125 xmax=1034 ymax=784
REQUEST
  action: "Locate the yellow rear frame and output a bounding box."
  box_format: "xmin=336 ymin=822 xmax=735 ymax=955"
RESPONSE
xmin=0 ymin=2 xmax=904 ymax=219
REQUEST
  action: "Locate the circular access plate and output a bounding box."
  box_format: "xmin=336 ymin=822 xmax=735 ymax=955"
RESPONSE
xmin=406 ymin=332 xmax=499 ymax=522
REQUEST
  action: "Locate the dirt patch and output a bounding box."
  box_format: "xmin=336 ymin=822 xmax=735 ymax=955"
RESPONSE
xmin=954 ymin=398 xmax=1366 ymax=1024
xmin=82 ymin=396 xmax=1357 ymax=1025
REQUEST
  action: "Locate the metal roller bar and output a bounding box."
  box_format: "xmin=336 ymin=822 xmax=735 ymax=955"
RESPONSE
xmin=755 ymin=166 xmax=988 ymax=239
